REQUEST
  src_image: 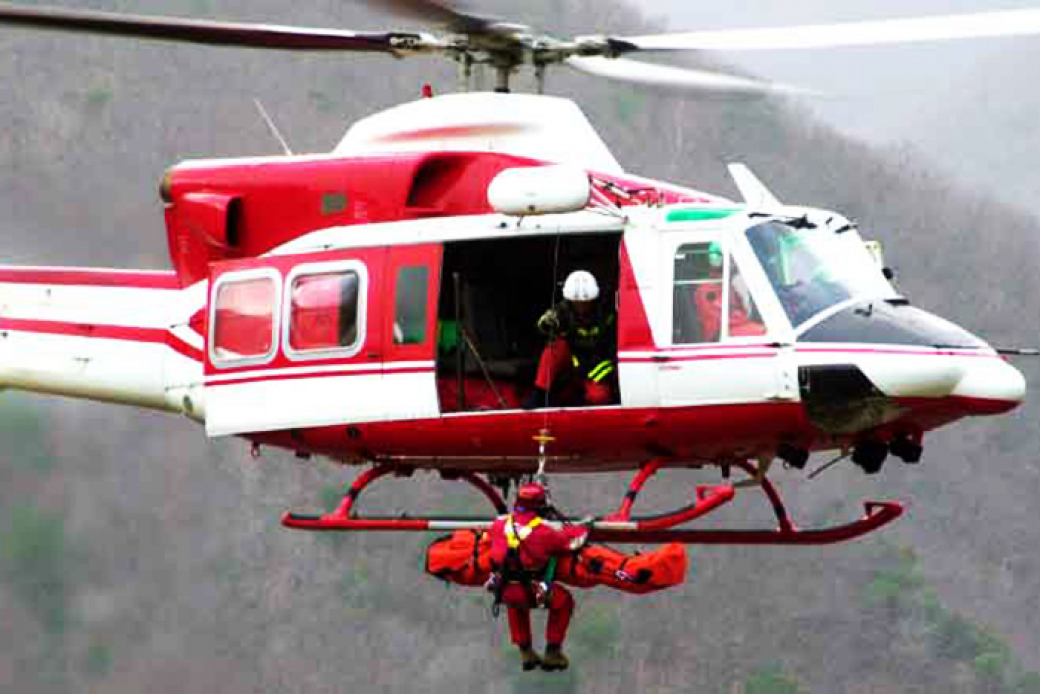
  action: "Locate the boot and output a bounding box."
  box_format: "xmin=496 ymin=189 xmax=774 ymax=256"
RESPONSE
xmin=519 ymin=646 xmax=542 ymax=672
xmin=541 ymin=644 xmax=569 ymax=672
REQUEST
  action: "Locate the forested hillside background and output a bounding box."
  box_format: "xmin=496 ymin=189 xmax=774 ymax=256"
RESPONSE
xmin=2 ymin=1 xmax=1040 ymax=692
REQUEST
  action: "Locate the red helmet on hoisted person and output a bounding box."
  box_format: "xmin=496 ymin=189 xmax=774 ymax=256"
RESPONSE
xmin=515 ymin=482 xmax=548 ymax=511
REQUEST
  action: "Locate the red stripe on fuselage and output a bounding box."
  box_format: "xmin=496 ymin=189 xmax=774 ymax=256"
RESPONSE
xmin=205 ymin=366 xmax=434 ymax=387
xmin=620 ymin=352 xmax=778 ymax=364
xmin=0 ymin=317 xmax=202 ymax=362
xmin=0 ymin=268 xmax=181 ymax=289
xmin=795 ymin=347 xmax=997 ymax=358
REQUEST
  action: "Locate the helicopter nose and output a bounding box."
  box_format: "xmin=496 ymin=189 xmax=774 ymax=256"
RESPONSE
xmin=949 ymin=356 xmax=1026 ymax=414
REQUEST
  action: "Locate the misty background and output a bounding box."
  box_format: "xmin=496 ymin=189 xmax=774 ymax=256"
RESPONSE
xmin=2 ymin=1 xmax=1040 ymax=692
xmin=641 ymin=0 xmax=1040 ymax=214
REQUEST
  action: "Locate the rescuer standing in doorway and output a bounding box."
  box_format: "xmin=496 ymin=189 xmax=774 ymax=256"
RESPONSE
xmin=526 ymin=270 xmax=617 ymax=408
xmin=488 ymin=483 xmax=588 ymax=672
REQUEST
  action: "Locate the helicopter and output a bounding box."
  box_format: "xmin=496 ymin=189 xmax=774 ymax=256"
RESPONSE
xmin=0 ymin=0 xmax=1037 ymax=548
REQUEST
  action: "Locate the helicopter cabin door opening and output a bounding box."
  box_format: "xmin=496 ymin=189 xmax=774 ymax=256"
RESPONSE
xmin=203 ymin=245 xmax=442 ymax=436
xmin=437 ymin=233 xmax=621 ymax=413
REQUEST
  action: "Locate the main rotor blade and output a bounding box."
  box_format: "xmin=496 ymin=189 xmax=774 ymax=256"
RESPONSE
xmin=566 ymin=57 xmax=817 ymax=99
xmin=0 ymin=2 xmax=416 ymax=52
xmin=358 ymin=0 xmax=491 ymax=33
xmin=615 ymin=9 xmax=1040 ymax=52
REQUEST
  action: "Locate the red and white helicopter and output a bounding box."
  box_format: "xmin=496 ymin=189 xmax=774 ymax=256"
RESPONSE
xmin=1 ymin=0 xmax=1037 ymax=546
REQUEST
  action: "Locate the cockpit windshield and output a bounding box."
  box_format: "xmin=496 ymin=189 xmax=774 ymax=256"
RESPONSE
xmin=746 ymin=220 xmax=897 ymax=329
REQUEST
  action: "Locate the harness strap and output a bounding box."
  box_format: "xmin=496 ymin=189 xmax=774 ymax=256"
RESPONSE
xmin=504 ymin=514 xmax=543 ymax=550
xmin=493 ymin=515 xmax=555 ymax=610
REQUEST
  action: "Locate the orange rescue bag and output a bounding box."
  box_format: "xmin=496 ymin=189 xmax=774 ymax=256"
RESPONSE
xmin=424 ymin=530 xmax=687 ymax=594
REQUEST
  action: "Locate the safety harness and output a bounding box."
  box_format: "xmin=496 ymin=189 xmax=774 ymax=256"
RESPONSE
xmin=490 ymin=514 xmax=558 ymax=616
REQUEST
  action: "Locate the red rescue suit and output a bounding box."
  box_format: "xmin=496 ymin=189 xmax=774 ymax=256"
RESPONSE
xmin=695 ymin=281 xmax=766 ymax=341
xmin=489 ymin=512 xmax=587 ymax=649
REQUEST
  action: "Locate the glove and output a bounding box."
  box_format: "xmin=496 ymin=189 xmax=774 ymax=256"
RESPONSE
xmin=484 ymin=574 xmax=501 ymax=593
xmin=537 ymin=308 xmax=561 ymax=334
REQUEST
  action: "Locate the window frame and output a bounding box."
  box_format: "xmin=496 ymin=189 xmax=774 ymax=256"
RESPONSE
xmin=282 ymin=259 xmax=368 ymax=362
xmin=208 ymin=268 xmax=283 ymax=370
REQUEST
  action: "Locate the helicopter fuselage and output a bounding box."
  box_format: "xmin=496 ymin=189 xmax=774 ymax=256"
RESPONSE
xmin=0 ymin=93 xmax=1025 ymax=475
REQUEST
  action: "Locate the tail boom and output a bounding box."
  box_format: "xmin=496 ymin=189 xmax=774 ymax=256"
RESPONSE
xmin=0 ymin=267 xmax=204 ymax=418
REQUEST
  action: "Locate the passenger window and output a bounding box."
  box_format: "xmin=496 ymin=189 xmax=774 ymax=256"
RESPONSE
xmin=288 ymin=270 xmax=360 ymax=353
xmin=212 ymin=275 xmax=278 ymax=363
xmin=394 ymin=266 xmax=428 ymax=345
xmin=673 ymin=242 xmax=724 ymax=344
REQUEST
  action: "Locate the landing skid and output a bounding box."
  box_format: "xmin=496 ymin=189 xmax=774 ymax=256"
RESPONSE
xmin=282 ymin=459 xmax=902 ymax=545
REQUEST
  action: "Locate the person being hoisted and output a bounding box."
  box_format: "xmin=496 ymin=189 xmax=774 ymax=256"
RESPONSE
xmin=526 ymin=270 xmax=618 ymax=409
xmin=487 ymin=482 xmax=589 ymax=672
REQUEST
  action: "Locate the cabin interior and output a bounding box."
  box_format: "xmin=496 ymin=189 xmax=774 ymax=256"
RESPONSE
xmin=436 ymin=232 xmax=621 ymax=413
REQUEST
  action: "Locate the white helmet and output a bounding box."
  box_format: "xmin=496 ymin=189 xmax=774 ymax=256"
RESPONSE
xmin=563 ymin=270 xmax=599 ymax=302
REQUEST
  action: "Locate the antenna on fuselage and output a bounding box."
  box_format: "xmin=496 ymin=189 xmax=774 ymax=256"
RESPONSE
xmin=253 ymin=98 xmax=293 ymax=156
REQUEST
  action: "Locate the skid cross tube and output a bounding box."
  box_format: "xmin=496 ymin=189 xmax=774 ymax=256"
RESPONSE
xmin=282 ymin=465 xmax=508 ymax=532
xmin=601 ymin=459 xmax=737 ymax=530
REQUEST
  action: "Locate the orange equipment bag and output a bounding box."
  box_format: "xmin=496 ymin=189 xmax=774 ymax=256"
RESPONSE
xmin=424 ymin=530 xmax=687 ymax=594
xmin=424 ymin=530 xmax=494 ymax=586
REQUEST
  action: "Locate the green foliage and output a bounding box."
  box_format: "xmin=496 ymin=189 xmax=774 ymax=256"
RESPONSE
xmin=932 ymin=613 xmax=998 ymax=661
xmin=862 ymin=545 xmax=923 ymax=608
xmin=85 ymin=87 xmax=113 ymax=108
xmin=745 ymin=664 xmax=801 ymax=694
xmin=0 ymin=506 xmax=69 ymax=633
xmin=1013 ymin=672 xmax=1040 ymax=693
xmin=973 ymin=651 xmax=1009 ymax=689
xmin=82 ymin=640 xmax=114 ymax=677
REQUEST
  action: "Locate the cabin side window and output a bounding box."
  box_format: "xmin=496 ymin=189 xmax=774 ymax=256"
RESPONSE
xmin=285 ymin=262 xmax=366 ymax=359
xmin=673 ymin=242 xmax=724 ymax=344
xmin=210 ymin=272 xmax=280 ymax=366
xmin=673 ymin=242 xmax=768 ymax=343
xmin=394 ymin=265 xmax=429 ymax=345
